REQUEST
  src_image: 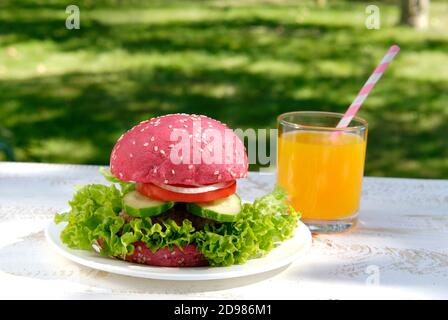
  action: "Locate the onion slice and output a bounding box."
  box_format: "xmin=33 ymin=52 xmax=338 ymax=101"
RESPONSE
xmin=153 ymin=181 xmax=234 ymax=194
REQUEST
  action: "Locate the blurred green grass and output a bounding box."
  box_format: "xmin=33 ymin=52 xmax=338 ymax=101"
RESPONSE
xmin=0 ymin=0 xmax=447 ymax=178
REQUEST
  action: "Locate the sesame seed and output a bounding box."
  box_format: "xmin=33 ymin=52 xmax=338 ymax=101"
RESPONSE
xmin=143 ymin=142 xmax=149 ymax=146
xmin=129 ymin=153 xmax=133 ymax=158
xmin=171 ymin=169 xmax=175 ymax=175
xmin=140 ymin=128 xmax=145 ymax=132
xmin=188 ymin=165 xmax=193 ymax=169
xmin=214 ymin=170 xmax=219 ymax=175
xmin=183 ymin=124 xmax=188 ymax=128
xmin=119 ymin=172 xmax=123 ymax=178
xmin=132 ymin=141 xmax=136 ymax=145
xmin=150 ymin=136 xmax=155 ymax=141
xmin=164 ymin=179 xmax=168 ymax=184
xmin=168 ymin=125 xmax=172 ymax=128
xmin=160 ymin=150 xmax=165 ymax=155
xmin=168 ymin=144 xmax=174 ymax=148
xmin=153 ymin=168 xmax=157 ymax=173
xmin=154 ymin=146 xmax=158 ymax=151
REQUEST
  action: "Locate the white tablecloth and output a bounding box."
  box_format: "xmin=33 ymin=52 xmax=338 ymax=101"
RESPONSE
xmin=0 ymin=162 xmax=447 ymax=299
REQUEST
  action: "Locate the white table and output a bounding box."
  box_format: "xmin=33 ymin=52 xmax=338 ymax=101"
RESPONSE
xmin=0 ymin=162 xmax=447 ymax=299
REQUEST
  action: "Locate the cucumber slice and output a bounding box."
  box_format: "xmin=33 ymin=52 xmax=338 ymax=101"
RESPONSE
xmin=123 ymin=190 xmax=174 ymax=218
xmin=186 ymin=194 xmax=242 ymax=222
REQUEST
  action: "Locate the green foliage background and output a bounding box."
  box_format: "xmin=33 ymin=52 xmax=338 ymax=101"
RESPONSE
xmin=0 ymin=0 xmax=447 ymax=178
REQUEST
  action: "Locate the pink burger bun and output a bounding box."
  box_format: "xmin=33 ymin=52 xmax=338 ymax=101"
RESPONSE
xmin=110 ymin=113 xmax=248 ymax=186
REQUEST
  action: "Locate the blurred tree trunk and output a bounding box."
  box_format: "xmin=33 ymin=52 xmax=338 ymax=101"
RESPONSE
xmin=315 ymin=0 xmax=326 ymax=7
xmin=400 ymin=0 xmax=430 ymax=29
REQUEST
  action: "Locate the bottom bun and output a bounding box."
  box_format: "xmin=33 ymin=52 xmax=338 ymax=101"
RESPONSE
xmin=123 ymin=241 xmax=209 ymax=267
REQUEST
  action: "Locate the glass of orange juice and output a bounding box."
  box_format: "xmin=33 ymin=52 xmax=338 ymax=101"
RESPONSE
xmin=277 ymin=111 xmax=368 ymax=233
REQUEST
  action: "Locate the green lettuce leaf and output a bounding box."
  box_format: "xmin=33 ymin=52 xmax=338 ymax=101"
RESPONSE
xmin=99 ymin=167 xmax=135 ymax=194
xmin=195 ymin=187 xmax=299 ymax=266
xmin=127 ymin=218 xmax=196 ymax=252
xmin=54 ymin=183 xmax=123 ymax=251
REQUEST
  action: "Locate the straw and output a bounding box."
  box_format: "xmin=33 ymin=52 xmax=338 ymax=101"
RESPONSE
xmin=336 ymin=45 xmax=400 ymax=129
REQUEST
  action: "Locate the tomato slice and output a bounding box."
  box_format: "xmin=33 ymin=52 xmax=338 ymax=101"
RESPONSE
xmin=136 ymin=182 xmax=236 ymax=203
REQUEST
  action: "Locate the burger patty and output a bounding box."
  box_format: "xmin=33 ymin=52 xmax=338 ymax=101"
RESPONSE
xmin=119 ymin=203 xmax=219 ymax=230
xmin=124 ymin=241 xmax=208 ymax=267
xmin=96 ymin=238 xmax=209 ymax=267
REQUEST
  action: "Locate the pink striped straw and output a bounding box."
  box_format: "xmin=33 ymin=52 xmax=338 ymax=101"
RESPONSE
xmin=336 ymin=45 xmax=400 ymax=128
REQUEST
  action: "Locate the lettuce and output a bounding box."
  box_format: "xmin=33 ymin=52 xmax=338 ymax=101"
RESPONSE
xmin=195 ymin=187 xmax=299 ymax=266
xmin=99 ymin=167 xmax=135 ymax=194
xmin=126 ymin=218 xmax=196 ymax=252
xmin=55 ymin=171 xmax=300 ymax=267
xmin=54 ymin=183 xmax=123 ymax=252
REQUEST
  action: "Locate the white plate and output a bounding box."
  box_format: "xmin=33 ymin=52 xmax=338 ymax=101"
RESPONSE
xmin=45 ymin=217 xmax=312 ymax=281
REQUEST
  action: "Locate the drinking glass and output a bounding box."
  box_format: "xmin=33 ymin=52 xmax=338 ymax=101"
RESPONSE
xmin=277 ymin=111 xmax=368 ymax=233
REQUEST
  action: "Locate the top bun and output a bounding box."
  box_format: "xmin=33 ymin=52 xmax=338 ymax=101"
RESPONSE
xmin=110 ymin=114 xmax=248 ymax=186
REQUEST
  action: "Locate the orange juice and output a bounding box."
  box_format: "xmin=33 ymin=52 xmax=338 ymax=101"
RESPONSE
xmin=277 ymin=131 xmax=367 ymax=220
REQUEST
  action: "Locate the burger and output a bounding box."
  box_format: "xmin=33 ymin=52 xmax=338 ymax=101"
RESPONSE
xmin=110 ymin=113 xmax=248 ymax=267
xmin=55 ymin=114 xmax=299 ymax=267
